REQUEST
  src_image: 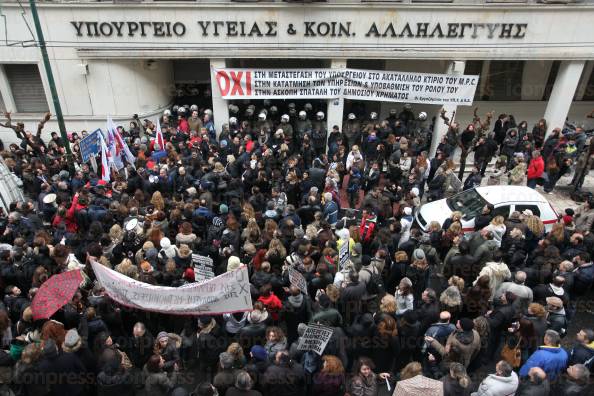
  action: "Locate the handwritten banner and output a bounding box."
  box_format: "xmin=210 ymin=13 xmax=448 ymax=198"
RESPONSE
xmin=288 ymin=267 xmax=308 ymax=295
xmin=91 ymin=261 xmax=252 ymax=315
xmin=213 ymin=68 xmax=478 ymax=105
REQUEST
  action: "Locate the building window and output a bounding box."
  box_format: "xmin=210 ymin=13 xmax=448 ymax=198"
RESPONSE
xmin=482 ymin=61 xmax=525 ymax=101
xmin=582 ymin=67 xmax=594 ymax=101
xmin=464 ymin=60 xmax=483 ymax=101
xmin=3 ymin=64 xmax=49 ymax=113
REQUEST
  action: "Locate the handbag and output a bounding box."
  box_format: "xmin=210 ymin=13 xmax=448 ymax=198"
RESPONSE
xmin=501 ymin=337 xmax=522 ymax=368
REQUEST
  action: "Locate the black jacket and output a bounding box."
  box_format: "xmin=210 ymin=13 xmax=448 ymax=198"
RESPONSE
xmin=261 ymin=362 xmax=306 ymax=396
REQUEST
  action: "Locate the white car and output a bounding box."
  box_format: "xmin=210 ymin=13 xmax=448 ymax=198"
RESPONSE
xmin=414 ymin=186 xmax=559 ymax=233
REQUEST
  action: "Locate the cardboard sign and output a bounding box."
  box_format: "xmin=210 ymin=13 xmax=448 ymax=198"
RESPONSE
xmin=297 ymin=324 xmax=334 ymax=355
xmin=339 ymin=239 xmax=350 ymax=270
xmin=192 ymin=254 xmax=215 ymax=282
xmin=288 ymin=267 xmax=308 ymax=295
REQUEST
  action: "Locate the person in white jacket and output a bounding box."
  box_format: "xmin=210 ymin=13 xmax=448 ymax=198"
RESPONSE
xmin=472 ymin=360 xmax=519 ymax=396
xmin=484 ymin=215 xmax=507 ymax=248
xmin=345 ymin=145 xmax=364 ymax=171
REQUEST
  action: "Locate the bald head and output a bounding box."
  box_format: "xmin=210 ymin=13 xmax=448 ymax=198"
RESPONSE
xmin=529 ymin=367 xmax=546 ymax=384
xmin=439 ymin=311 xmax=451 ymax=323
xmin=515 ymin=271 xmax=527 ymax=284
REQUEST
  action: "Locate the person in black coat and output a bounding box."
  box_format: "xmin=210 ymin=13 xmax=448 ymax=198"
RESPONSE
xmin=38 ymin=338 xmax=86 ymax=396
xmin=281 ymin=286 xmax=312 ymax=345
xmin=96 ymin=348 xmax=134 ymax=396
xmin=397 ymin=310 xmax=422 ymax=369
xmin=371 ymin=313 xmax=399 ymax=373
xmin=124 ymin=322 xmax=154 ymax=369
xmin=338 ymin=272 xmax=366 ymax=326
xmin=195 ymin=316 xmax=224 ymax=380
xmin=414 ymin=289 xmax=440 ymax=334
xmin=261 ymin=351 xmax=305 ymax=396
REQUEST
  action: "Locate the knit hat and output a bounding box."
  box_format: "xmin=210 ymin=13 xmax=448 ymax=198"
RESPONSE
xmin=250 ymin=345 xmax=268 ymax=362
xmin=353 ymin=243 xmax=362 ymax=256
xmin=183 ymin=267 xmax=195 ymax=282
xmin=361 ymin=255 xmax=371 ymax=268
xmin=403 ymin=207 xmax=412 ymax=216
xmin=160 ymin=237 xmax=177 ymax=258
xmin=412 ymin=249 xmax=426 ymax=261
xmin=219 ymin=352 xmax=234 ymax=369
xmin=219 ymin=204 xmax=229 ymax=214
xmin=459 ymin=318 xmax=474 ymax=332
xmin=227 ymin=256 xmax=241 ymax=272
xmin=63 ymin=329 xmax=81 ymax=351
xmin=156 ymin=331 xmax=169 ymax=342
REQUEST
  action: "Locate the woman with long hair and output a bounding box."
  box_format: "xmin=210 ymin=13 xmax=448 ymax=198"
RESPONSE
xmin=347 ymin=357 xmax=391 ymax=396
xmin=312 ymin=355 xmax=346 ymax=396
xmin=372 ymin=314 xmax=399 ymax=373
xmin=395 ymin=277 xmax=414 ymax=316
xmin=441 ymin=362 xmax=473 ymax=396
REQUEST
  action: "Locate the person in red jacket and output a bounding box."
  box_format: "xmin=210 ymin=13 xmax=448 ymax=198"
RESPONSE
xmin=257 ymin=283 xmax=282 ymax=322
xmin=527 ymin=150 xmax=545 ymax=189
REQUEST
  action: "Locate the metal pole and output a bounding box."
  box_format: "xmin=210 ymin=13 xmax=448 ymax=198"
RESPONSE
xmin=28 ymin=0 xmax=75 ymax=172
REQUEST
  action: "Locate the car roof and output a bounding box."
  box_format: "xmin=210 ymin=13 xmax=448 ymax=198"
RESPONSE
xmin=475 ymin=186 xmax=548 ymax=205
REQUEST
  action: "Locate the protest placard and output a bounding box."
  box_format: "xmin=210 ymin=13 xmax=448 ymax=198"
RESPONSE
xmin=339 ymin=239 xmax=349 ymax=270
xmin=288 ymin=267 xmax=308 ymax=295
xmin=80 ymin=129 xmax=101 ymax=163
xmin=91 ymin=261 xmax=252 ymax=315
xmin=297 ymin=324 xmax=334 ymax=355
xmin=192 ymin=254 xmax=215 ymax=282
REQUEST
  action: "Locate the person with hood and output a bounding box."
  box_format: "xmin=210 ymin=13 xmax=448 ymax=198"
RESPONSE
xmin=527 ymin=150 xmax=545 ymax=189
xmin=281 ymin=286 xmax=312 ymax=344
xmin=567 ymin=328 xmax=594 ymax=369
xmin=519 ymin=329 xmax=568 ymax=381
xmin=195 ymin=315 xmax=224 ymax=379
xmin=425 ymin=317 xmax=481 ymax=370
xmin=472 ymin=360 xmax=519 ymax=396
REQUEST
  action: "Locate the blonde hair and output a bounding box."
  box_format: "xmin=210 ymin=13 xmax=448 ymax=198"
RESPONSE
xmin=448 ymin=276 xmax=465 ymax=292
xmin=150 ymin=191 xmax=165 ymax=211
xmin=428 ymin=221 xmax=441 ymax=232
xmin=226 ymin=342 xmax=244 ymax=361
xmin=491 ymin=215 xmax=505 ymax=226
xmin=380 ymin=294 xmax=397 ymax=314
xmin=448 ymin=222 xmax=462 ymax=235
xmin=524 ymin=215 xmax=544 ymax=237
xmin=400 ymin=362 xmax=422 ymax=380
xmin=451 ymin=211 xmax=463 ymax=221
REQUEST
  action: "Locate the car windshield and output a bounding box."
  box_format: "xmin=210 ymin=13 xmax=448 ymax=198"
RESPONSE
xmin=446 ymin=189 xmax=488 ymax=220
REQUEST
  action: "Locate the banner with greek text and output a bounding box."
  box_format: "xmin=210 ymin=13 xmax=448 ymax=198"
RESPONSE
xmin=91 ymin=261 xmax=252 ymax=315
xmin=213 ymin=68 xmax=478 ymax=105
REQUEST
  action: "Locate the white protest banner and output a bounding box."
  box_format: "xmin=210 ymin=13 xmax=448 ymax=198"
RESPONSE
xmin=338 ymin=239 xmax=349 ymax=270
xmin=192 ymin=254 xmax=215 ymax=282
xmin=297 ymin=324 xmax=334 ymax=355
xmin=213 ymin=68 xmax=478 ymax=105
xmin=288 ymin=267 xmax=308 ymax=295
xmin=91 ymin=261 xmax=252 ymax=315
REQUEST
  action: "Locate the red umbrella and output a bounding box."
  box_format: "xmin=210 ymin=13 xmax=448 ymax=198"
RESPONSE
xmin=31 ymin=270 xmax=83 ymax=320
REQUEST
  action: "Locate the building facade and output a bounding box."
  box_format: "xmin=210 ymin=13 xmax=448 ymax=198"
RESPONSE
xmin=0 ymin=0 xmax=593 ymax=148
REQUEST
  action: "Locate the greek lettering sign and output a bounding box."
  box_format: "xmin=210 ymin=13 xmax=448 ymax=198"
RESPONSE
xmin=339 ymin=240 xmax=349 ymax=270
xmin=80 ymin=129 xmax=101 ymax=163
xmin=91 ymin=261 xmax=252 ymax=315
xmin=297 ymin=324 xmax=334 ymax=355
xmin=193 ymin=254 xmax=215 ymax=282
xmin=213 ymin=68 xmax=478 ymax=105
xmin=288 ymin=267 xmax=308 ymax=295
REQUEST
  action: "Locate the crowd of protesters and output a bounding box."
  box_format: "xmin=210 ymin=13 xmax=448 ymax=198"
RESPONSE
xmin=0 ymin=101 xmax=591 ymax=396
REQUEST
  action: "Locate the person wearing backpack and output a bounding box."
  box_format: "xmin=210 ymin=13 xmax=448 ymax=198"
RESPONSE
xmin=359 ymin=255 xmax=386 ymax=313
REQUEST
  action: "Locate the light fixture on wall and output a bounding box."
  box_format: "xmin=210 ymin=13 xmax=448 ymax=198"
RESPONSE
xmin=77 ymin=63 xmax=88 ymax=75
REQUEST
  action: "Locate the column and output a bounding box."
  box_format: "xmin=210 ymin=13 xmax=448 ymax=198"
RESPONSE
xmin=575 ymin=61 xmax=594 ymax=101
xmin=209 ymin=58 xmax=229 ymax=138
xmin=326 ymin=59 xmax=347 ymax=136
xmin=543 ymin=60 xmax=585 ymax=138
xmin=429 ymin=60 xmax=465 ymax=158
